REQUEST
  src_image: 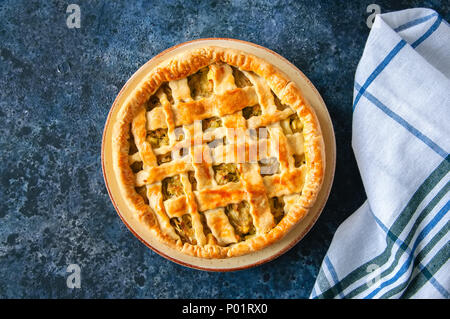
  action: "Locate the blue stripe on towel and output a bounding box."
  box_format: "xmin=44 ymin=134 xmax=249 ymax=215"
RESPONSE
xmin=353 ymin=40 xmax=407 ymax=111
xmin=369 ymin=207 xmax=449 ymax=298
xmin=394 ymin=13 xmax=438 ymax=32
xmin=364 ymin=201 xmax=449 ymax=298
xmin=412 ymin=15 xmax=443 ymax=48
xmin=354 ymin=82 xmax=448 ymax=158
xmin=353 ymin=14 xmax=442 ymax=112
xmin=325 ymin=256 xmax=345 ymax=298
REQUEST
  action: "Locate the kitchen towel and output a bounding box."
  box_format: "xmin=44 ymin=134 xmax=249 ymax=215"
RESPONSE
xmin=311 ymin=8 xmax=449 ymax=299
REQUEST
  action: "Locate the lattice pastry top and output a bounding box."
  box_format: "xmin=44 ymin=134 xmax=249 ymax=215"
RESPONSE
xmin=112 ymin=46 xmax=324 ymax=258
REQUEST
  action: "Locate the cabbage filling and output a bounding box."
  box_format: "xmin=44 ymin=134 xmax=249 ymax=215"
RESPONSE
xmin=225 ymin=201 xmax=255 ymax=237
xmin=202 ymin=116 xmax=222 ymax=131
xmin=259 ymin=157 xmax=280 ymax=175
xmin=213 ymin=163 xmax=240 ymax=185
xmin=135 ymin=186 xmax=149 ymax=204
xmin=188 ymin=67 xmax=213 ymax=99
xmin=280 ymin=114 xmax=302 ymax=135
xmin=161 ymin=83 xmax=174 ymax=104
xmin=293 ymin=154 xmax=306 ymax=168
xmin=269 ymin=197 xmax=285 ymax=224
xmin=148 ymin=128 xmax=169 ymax=148
xmin=146 ymin=95 xmax=161 ymax=112
xmin=157 ymin=152 xmax=172 ymax=165
xmin=179 ymin=147 xmax=189 ymax=158
xmin=128 ymin=137 xmax=138 ymax=154
xmin=171 ymin=214 xmax=196 ymax=244
xmin=272 ymin=91 xmax=289 ymax=111
xmin=130 ymin=161 xmax=143 ymax=173
xmin=289 ymin=114 xmax=303 ymax=133
xmin=162 ymin=175 xmax=184 ymax=200
xmin=232 ymin=67 xmax=253 ymax=88
xmin=242 ymin=104 xmax=261 ymax=119
xmin=188 ymin=171 xmax=197 ymax=191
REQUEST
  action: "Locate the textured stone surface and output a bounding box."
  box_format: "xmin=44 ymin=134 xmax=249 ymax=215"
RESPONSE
xmin=0 ymin=0 xmax=448 ymax=298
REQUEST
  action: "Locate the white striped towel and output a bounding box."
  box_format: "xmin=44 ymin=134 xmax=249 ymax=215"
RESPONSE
xmin=310 ymin=8 xmax=450 ymax=299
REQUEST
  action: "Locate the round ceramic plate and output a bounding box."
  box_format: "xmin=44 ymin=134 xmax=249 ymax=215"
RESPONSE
xmin=102 ymin=38 xmax=336 ymax=271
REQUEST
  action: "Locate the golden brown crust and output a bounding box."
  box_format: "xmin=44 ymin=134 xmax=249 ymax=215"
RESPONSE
xmin=111 ymin=46 xmax=325 ymax=258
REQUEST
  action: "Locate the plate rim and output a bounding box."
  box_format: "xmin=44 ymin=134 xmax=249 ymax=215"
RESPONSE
xmin=101 ymin=37 xmax=336 ymax=272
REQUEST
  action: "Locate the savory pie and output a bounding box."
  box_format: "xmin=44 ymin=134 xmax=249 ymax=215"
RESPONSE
xmin=112 ymin=46 xmax=324 ymax=258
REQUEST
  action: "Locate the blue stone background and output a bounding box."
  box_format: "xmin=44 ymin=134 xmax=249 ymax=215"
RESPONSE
xmin=0 ymin=0 xmax=448 ymax=298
